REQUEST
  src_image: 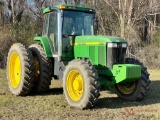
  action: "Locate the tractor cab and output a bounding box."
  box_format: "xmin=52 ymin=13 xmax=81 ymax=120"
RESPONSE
xmin=41 ymin=5 xmax=95 ymax=60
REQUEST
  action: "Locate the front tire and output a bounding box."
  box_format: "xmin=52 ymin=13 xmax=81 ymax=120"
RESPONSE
xmin=7 ymin=43 xmax=34 ymax=96
xmin=114 ymin=58 xmax=150 ymax=101
xmin=63 ymin=59 xmax=100 ymax=109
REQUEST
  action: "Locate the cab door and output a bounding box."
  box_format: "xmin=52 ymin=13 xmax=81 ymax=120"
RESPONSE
xmin=42 ymin=9 xmax=62 ymax=59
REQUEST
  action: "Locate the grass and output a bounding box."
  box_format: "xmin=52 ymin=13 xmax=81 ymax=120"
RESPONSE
xmin=0 ymin=69 xmax=160 ymax=120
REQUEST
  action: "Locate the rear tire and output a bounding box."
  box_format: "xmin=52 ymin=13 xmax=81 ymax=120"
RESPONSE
xmin=29 ymin=44 xmax=52 ymax=93
xmin=63 ymin=59 xmax=100 ymax=109
xmin=7 ymin=43 xmax=34 ymax=96
xmin=114 ymin=58 xmax=150 ymax=101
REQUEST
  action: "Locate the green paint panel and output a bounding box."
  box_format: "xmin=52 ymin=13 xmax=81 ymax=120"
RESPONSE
xmin=94 ymin=46 xmax=99 ymax=65
xmin=75 ymin=35 xmax=126 ymax=43
xmin=74 ymin=44 xmax=106 ymax=67
xmin=34 ymin=36 xmax=52 ymax=57
xmin=98 ymin=46 xmax=106 ymax=66
xmin=89 ymin=46 xmax=95 ymax=64
xmin=98 ymin=64 xmax=141 ymax=89
xmin=74 ymin=45 xmax=90 ymax=58
xmin=98 ymin=64 xmax=141 ymax=82
xmin=112 ymin=64 xmax=141 ymax=83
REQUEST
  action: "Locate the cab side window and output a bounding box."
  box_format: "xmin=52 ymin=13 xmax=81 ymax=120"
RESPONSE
xmin=48 ymin=11 xmax=58 ymax=53
xmin=43 ymin=11 xmax=58 ymax=54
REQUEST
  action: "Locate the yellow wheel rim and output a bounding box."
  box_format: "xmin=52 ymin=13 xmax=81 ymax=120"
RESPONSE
xmin=117 ymin=82 xmax=136 ymax=94
xmin=66 ymin=70 xmax=83 ymax=101
xmin=9 ymin=52 xmax=21 ymax=88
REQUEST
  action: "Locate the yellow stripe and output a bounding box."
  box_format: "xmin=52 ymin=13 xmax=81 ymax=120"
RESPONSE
xmin=75 ymin=42 xmax=105 ymax=45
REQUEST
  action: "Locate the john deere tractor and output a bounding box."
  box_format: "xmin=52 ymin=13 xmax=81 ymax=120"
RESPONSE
xmin=7 ymin=5 xmax=150 ymax=109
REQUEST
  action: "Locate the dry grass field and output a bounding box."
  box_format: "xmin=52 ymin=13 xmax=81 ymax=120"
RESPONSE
xmin=0 ymin=69 xmax=160 ymax=120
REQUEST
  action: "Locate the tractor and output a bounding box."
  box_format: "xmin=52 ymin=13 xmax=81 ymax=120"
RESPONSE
xmin=7 ymin=5 xmax=150 ymax=109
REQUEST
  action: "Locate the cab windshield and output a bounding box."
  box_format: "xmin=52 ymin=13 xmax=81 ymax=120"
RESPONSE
xmin=62 ymin=10 xmax=94 ymax=36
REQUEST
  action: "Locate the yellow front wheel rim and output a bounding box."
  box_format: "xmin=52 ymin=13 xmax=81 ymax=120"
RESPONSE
xmin=117 ymin=82 xmax=136 ymax=94
xmin=9 ymin=52 xmax=21 ymax=88
xmin=66 ymin=70 xmax=83 ymax=101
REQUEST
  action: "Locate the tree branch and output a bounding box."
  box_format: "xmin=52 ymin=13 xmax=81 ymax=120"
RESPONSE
xmin=104 ymin=0 xmax=120 ymax=22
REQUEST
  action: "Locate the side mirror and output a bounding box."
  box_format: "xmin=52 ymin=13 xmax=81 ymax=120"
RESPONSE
xmin=94 ymin=17 xmax=98 ymax=34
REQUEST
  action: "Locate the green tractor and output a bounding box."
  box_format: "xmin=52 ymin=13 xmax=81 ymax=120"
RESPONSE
xmin=7 ymin=5 xmax=150 ymax=109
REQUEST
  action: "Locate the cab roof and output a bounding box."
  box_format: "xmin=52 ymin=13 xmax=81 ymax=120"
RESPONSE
xmin=43 ymin=4 xmax=95 ymax=14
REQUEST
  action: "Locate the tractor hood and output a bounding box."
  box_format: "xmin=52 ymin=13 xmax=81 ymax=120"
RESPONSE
xmin=75 ymin=35 xmax=126 ymax=44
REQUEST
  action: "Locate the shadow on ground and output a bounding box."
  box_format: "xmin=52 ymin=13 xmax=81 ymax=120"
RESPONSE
xmin=30 ymin=88 xmax=63 ymax=96
xmin=29 ymin=80 xmax=160 ymax=109
xmin=95 ymin=80 xmax=160 ymax=109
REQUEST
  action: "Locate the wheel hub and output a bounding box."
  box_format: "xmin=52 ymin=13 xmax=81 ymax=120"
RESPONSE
xmin=73 ymin=75 xmax=82 ymax=91
xmin=66 ymin=70 xmax=83 ymax=101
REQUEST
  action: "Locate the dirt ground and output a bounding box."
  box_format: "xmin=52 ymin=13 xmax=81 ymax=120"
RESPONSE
xmin=0 ymin=69 xmax=160 ymax=120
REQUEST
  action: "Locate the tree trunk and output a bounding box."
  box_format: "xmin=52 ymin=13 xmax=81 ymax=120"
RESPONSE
xmin=11 ymin=0 xmax=15 ymax=23
xmin=119 ymin=0 xmax=125 ymax=38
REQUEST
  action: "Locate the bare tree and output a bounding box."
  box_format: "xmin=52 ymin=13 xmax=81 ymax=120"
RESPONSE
xmin=102 ymin=0 xmax=160 ymax=45
xmin=27 ymin=0 xmax=46 ymax=19
xmin=7 ymin=0 xmax=26 ymax=23
xmin=103 ymin=0 xmax=134 ymax=38
xmin=0 ymin=0 xmax=4 ymax=26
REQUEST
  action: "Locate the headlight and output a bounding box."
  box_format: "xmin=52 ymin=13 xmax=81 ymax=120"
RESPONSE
xmin=122 ymin=43 xmax=127 ymax=48
xmin=108 ymin=43 xmax=117 ymax=48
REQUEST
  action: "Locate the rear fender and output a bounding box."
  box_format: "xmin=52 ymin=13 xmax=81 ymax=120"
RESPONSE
xmin=34 ymin=36 xmax=52 ymax=57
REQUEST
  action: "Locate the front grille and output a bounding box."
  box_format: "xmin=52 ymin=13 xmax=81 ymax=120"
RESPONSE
xmin=107 ymin=43 xmax=127 ymax=69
